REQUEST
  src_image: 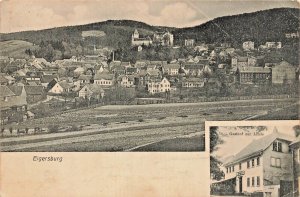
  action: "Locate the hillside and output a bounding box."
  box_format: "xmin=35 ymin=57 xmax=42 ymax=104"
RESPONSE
xmin=173 ymin=8 xmax=300 ymax=46
xmin=0 ymin=8 xmax=299 ymax=58
xmin=0 ymin=20 xmax=172 ymax=49
xmin=0 ymin=40 xmax=39 ymax=59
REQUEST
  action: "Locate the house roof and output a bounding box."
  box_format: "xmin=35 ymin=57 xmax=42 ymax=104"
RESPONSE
xmin=0 ymin=75 xmax=9 ymax=83
xmin=182 ymin=77 xmax=204 ymax=82
xmin=117 ymin=75 xmax=135 ymax=81
xmin=239 ymin=66 xmax=271 ymax=74
xmin=163 ymin=63 xmax=180 ymax=69
xmin=1 ymin=85 xmax=16 ymax=97
xmin=94 ymin=73 xmax=114 ymax=80
xmin=0 ymin=86 xmax=27 ymax=109
xmin=78 ymin=75 xmax=92 ymax=81
xmin=24 ymin=85 xmax=44 ymax=95
xmin=183 ymin=63 xmax=205 ymax=70
xmin=7 ymin=85 xmax=23 ymax=96
xmin=41 ymin=75 xmax=58 ymax=83
xmin=224 ymin=129 xmax=295 ymax=166
xmin=82 ymin=84 xmax=104 ymax=94
xmin=58 ymin=81 xmax=74 ymax=89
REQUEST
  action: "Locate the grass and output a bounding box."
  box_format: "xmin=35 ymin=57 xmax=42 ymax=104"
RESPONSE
xmin=132 ymin=135 xmax=205 ymax=152
xmin=0 ymin=40 xmax=38 ymax=58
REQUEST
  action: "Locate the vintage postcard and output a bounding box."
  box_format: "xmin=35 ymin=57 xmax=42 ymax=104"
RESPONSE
xmin=208 ymin=120 xmax=300 ymax=197
xmin=0 ymin=0 xmax=299 ymax=196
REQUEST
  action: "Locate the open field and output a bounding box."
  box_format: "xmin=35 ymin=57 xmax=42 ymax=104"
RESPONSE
xmin=0 ymin=98 xmax=298 ymax=152
xmin=0 ymin=40 xmax=38 ymax=59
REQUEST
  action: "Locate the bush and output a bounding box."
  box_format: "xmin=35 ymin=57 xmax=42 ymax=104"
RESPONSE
xmin=138 ymin=119 xmax=144 ymax=122
xmin=48 ymin=125 xmax=59 ymax=133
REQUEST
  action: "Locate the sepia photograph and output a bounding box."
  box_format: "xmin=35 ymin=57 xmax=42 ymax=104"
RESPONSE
xmin=209 ymin=121 xmax=300 ymax=197
xmin=0 ymin=0 xmax=299 ymax=152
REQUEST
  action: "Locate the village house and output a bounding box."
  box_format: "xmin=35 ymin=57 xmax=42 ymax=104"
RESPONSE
xmin=184 ymin=39 xmax=195 ymax=47
xmin=117 ymin=75 xmax=135 ymax=88
xmin=78 ymin=74 xmax=92 ymax=85
xmin=265 ymin=42 xmax=282 ymax=49
xmin=237 ymin=67 xmax=271 ymax=84
xmin=163 ymin=63 xmax=180 ymax=76
xmin=182 ymin=77 xmax=205 ymax=88
xmin=182 ymin=63 xmax=205 ymax=77
xmin=0 ymin=85 xmax=28 ymax=125
xmin=153 ymin=31 xmax=174 ymax=46
xmin=78 ymin=84 xmax=105 ymax=100
xmin=215 ymin=129 xmax=295 ymax=197
xmin=243 ymin=41 xmax=255 ymax=51
xmin=93 ymin=73 xmax=114 ymax=88
xmin=135 ymin=69 xmax=160 ymax=87
xmin=126 ymin=67 xmax=139 ymax=75
xmin=271 ymin=61 xmax=296 ymax=84
xmin=48 ymin=81 xmax=74 ymax=94
xmin=289 ymin=138 xmax=300 ymax=197
xmin=147 ymin=77 xmax=170 ymax=94
xmin=232 ymin=56 xmax=249 ymax=68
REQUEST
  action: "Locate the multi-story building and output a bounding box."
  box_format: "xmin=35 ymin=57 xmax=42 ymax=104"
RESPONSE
xmin=0 ymin=85 xmax=28 ymax=125
xmin=153 ymin=31 xmax=174 ymax=46
xmin=93 ymin=73 xmax=114 ymax=88
xmin=237 ymin=67 xmax=271 ymax=84
xmin=131 ymin=29 xmax=152 ymax=46
xmin=272 ymin=61 xmax=296 ymax=84
xmin=163 ymin=63 xmax=180 ymax=76
xmin=221 ymin=129 xmax=295 ymax=196
xmin=147 ymin=77 xmax=170 ymax=94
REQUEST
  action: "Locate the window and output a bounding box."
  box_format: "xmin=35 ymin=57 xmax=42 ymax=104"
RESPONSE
xmin=273 ymin=141 xmax=283 ymax=152
xmin=247 ymin=178 xmax=250 ymax=187
xmin=257 ymin=176 xmax=260 ymax=186
xmin=239 ymin=163 xmax=242 ymax=170
xmin=232 ymin=166 xmax=235 ymax=172
xmin=226 ymin=167 xmax=228 ymax=173
xmin=252 ymin=159 xmax=255 ymax=167
xmin=229 ymin=167 xmax=231 ymax=173
xmin=257 ymin=157 xmax=260 ymax=166
xmin=271 ymin=157 xmax=281 ymax=167
xmin=247 ymin=161 xmax=250 ymax=168
xmin=252 ymin=177 xmax=255 ymax=187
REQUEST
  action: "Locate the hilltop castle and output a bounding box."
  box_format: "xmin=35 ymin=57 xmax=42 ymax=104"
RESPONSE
xmin=131 ymin=29 xmax=174 ymax=47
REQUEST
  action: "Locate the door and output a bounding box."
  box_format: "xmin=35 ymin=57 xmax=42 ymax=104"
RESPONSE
xmin=239 ymin=177 xmax=243 ymax=193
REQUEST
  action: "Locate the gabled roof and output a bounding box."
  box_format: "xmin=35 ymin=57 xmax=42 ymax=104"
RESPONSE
xmin=94 ymin=73 xmax=114 ymax=80
xmin=163 ymin=63 xmax=180 ymax=69
xmin=78 ymin=75 xmax=92 ymax=81
xmin=58 ymin=81 xmax=74 ymax=89
xmin=81 ymin=84 xmax=104 ymax=94
xmin=0 ymin=75 xmax=9 ymax=83
xmin=7 ymin=85 xmax=23 ymax=96
xmin=224 ymin=129 xmax=295 ymax=166
xmin=0 ymin=86 xmax=27 ymax=109
xmin=24 ymin=85 xmax=44 ymax=95
xmin=1 ymin=85 xmax=16 ymax=97
xmin=239 ymin=66 xmax=271 ymax=73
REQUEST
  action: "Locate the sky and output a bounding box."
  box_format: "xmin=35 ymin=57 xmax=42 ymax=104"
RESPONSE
xmin=0 ymin=0 xmax=299 ymax=33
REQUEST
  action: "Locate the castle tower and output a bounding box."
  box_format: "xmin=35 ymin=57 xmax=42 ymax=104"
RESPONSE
xmin=133 ymin=29 xmax=139 ymax=39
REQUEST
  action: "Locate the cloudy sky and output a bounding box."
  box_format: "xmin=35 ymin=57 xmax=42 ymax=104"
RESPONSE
xmin=0 ymin=0 xmax=299 ymax=33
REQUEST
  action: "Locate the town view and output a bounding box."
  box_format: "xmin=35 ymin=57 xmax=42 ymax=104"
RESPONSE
xmin=0 ymin=7 xmax=299 ymax=152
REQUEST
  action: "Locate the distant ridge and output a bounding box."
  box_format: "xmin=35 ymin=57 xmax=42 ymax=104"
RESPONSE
xmin=0 ymin=8 xmax=299 ymax=49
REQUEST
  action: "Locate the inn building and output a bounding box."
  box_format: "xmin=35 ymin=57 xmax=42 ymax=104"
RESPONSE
xmin=217 ymin=128 xmax=296 ymax=197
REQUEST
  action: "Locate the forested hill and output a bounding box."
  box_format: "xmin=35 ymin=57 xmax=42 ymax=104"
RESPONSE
xmin=174 ymin=8 xmax=300 ymax=46
xmin=0 ymin=20 xmax=173 ymax=49
xmin=0 ymin=8 xmax=299 ymax=49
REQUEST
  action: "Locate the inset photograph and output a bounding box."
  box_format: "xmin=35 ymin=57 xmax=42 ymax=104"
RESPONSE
xmin=209 ymin=121 xmax=299 ymax=197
